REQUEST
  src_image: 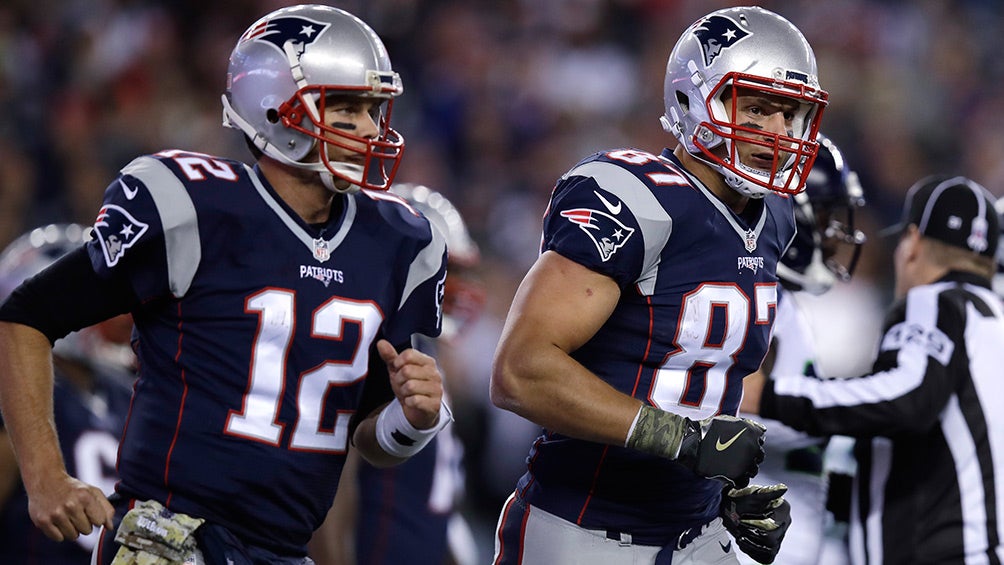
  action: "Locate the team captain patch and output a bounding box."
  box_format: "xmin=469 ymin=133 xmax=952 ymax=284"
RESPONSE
xmin=94 ymin=204 xmax=149 ymax=267
xmin=560 ymin=208 xmax=635 ymax=262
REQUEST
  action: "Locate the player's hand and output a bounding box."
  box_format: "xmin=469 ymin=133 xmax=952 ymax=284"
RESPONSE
xmin=376 ymin=339 xmax=444 ymax=430
xmin=678 ymin=415 xmax=765 ymax=488
xmin=720 ymin=483 xmax=792 ymax=564
xmin=26 ymin=470 xmax=114 ymax=542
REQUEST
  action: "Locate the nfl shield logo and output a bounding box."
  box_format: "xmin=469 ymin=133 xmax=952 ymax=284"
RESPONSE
xmin=313 ymin=238 xmax=330 ymax=262
xmin=744 ymin=229 xmax=757 ymax=253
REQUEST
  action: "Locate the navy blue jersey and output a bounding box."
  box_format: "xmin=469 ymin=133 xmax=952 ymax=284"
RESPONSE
xmin=516 ymin=148 xmax=795 ymax=543
xmin=84 ymin=150 xmax=446 ymax=555
xmin=0 ymin=369 xmax=133 ymax=564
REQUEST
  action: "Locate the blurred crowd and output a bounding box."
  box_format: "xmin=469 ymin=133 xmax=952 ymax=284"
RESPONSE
xmin=3 ymin=0 xmax=1002 ymax=559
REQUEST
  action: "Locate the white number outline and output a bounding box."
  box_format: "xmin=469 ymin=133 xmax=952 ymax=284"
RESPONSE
xmin=650 ymin=283 xmax=777 ymax=418
xmin=605 ymin=149 xmax=691 ymax=187
xmin=157 ymin=149 xmax=238 ymax=182
xmin=225 ymin=289 xmax=383 ymax=453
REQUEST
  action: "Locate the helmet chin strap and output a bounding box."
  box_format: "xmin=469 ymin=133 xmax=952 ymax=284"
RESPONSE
xmin=722 ymin=165 xmax=771 ymax=199
xmin=319 ymin=163 xmax=364 ymax=194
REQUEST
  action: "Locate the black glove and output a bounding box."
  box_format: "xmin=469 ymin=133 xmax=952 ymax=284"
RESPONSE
xmin=678 ymin=415 xmax=766 ymax=488
xmin=720 ymin=483 xmax=792 ymax=564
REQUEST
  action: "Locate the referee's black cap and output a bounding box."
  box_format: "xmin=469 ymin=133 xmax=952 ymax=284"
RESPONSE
xmin=881 ymin=175 xmax=999 ymax=258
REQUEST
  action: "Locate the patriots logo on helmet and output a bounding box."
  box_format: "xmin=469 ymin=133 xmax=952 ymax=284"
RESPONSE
xmin=560 ymin=208 xmax=635 ymax=262
xmin=94 ymin=205 xmax=149 ymax=267
xmin=243 ymin=16 xmax=331 ymax=59
xmin=692 ymin=15 xmax=750 ymax=66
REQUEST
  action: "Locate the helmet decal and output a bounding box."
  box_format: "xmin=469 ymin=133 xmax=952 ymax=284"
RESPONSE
xmin=244 ymin=16 xmax=331 ymax=58
xmin=692 ymin=15 xmax=751 ymax=66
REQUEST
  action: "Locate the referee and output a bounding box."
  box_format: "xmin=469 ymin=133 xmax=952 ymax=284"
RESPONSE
xmin=743 ymin=175 xmax=1004 ymax=565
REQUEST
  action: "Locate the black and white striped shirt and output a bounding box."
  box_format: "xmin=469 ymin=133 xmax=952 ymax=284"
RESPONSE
xmin=761 ymin=271 xmax=1004 ymax=565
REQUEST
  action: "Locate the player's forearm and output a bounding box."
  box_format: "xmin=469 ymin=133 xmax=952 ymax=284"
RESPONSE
xmin=490 ymin=340 xmax=641 ymax=446
xmin=0 ymin=322 xmax=68 ymax=491
xmin=0 ymin=430 xmax=22 ymax=509
xmin=351 ymin=404 xmax=408 ymax=468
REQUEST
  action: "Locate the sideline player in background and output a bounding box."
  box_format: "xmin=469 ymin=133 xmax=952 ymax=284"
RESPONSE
xmin=310 ymin=183 xmax=483 ymax=565
xmin=0 ymin=224 xmax=135 ymax=565
xmin=490 ymin=6 xmax=828 ymax=564
xmin=735 ymin=133 xmax=866 ymax=565
xmin=0 ymin=5 xmax=451 ymax=564
xmin=744 ymin=175 xmax=1004 ymax=564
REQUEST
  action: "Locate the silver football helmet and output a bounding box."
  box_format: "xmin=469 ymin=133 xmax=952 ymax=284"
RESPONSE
xmin=661 ymin=6 xmax=828 ymax=197
xmin=222 ymin=5 xmax=404 ymax=193
xmin=390 ymin=183 xmax=484 ymax=342
xmin=0 ymin=224 xmax=136 ymax=374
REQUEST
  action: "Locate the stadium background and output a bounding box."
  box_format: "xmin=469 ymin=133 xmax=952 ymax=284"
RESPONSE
xmin=1 ymin=0 xmax=998 ymax=560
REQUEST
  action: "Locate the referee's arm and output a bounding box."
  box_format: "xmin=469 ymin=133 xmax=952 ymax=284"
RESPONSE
xmin=759 ymin=295 xmax=961 ymax=438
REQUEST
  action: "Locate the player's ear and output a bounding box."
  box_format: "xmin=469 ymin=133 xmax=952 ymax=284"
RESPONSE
xmin=900 ymin=225 xmax=923 ymax=259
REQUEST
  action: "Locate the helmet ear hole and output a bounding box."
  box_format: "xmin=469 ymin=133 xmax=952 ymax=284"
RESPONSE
xmin=266 ymin=109 xmax=280 ymax=124
xmin=676 ymin=91 xmax=690 ymax=114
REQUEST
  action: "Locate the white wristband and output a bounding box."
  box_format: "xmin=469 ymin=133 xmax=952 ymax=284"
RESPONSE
xmin=375 ymin=399 xmax=453 ymax=458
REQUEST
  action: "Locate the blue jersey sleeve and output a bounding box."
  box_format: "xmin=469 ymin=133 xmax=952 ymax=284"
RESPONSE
xmin=384 ymin=239 xmax=446 ymax=344
xmin=542 ymin=160 xmax=647 ymax=288
xmin=85 ymin=154 xmax=202 ymax=302
xmin=361 ymin=190 xmax=447 ymax=344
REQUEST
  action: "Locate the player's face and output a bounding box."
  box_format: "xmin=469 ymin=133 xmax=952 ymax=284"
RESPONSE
xmin=319 ymin=95 xmax=383 ymax=163
xmin=723 ymin=89 xmax=803 ymax=174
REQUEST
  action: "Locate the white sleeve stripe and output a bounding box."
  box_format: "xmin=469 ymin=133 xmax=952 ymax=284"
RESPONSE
xmin=772 ymin=351 xmax=930 ymax=408
xmin=774 ymin=285 xmax=946 ymax=407
xmin=941 ymin=395 xmax=990 ymax=555
xmin=120 ymin=157 xmax=201 ymax=298
xmin=400 ymin=222 xmax=446 ymax=313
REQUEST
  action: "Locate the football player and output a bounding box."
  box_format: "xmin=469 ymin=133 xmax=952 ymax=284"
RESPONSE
xmin=0 ymin=5 xmax=450 ymax=564
xmin=490 ymin=6 xmax=828 ymax=564
xmin=0 ymin=224 xmax=135 ymax=565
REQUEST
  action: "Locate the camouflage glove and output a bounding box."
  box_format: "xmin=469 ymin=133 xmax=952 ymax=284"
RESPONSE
xmin=677 ymin=415 xmax=766 ymax=488
xmin=111 ymin=500 xmax=205 ymax=565
xmin=720 ymin=483 xmax=792 ymax=564
xmin=625 ymin=406 xmax=765 ymax=488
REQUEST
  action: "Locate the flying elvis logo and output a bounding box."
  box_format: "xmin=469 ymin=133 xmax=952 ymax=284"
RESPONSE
xmin=692 ymin=14 xmax=750 ymax=66
xmin=243 ymin=15 xmax=331 ymax=58
xmin=94 ymin=205 xmax=149 ymax=267
xmin=560 ymin=207 xmax=635 ymax=262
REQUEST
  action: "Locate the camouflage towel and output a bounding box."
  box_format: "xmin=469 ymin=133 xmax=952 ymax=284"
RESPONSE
xmin=111 ymin=500 xmax=205 ymax=564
